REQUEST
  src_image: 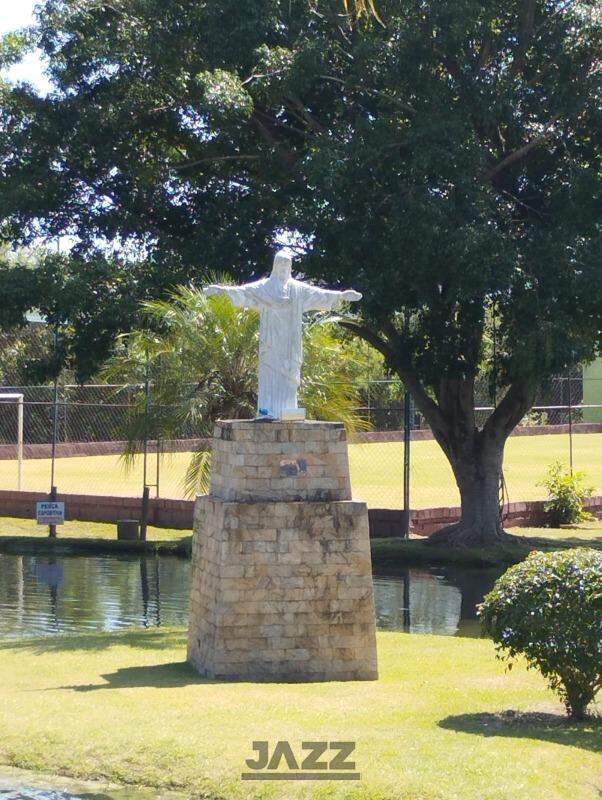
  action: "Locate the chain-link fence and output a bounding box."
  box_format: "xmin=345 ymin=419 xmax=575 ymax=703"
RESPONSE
xmin=350 ymin=371 xmax=602 ymax=509
xmin=0 ymin=375 xmax=601 ymax=512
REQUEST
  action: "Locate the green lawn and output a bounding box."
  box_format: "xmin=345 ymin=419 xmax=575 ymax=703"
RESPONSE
xmin=1 ymin=432 xmax=599 ymax=509
xmin=0 ymin=629 xmax=598 ymax=800
xmin=348 ymin=432 xmax=602 ymax=508
xmin=516 ymin=522 xmax=602 ymax=542
xmin=0 ymin=516 xmax=188 ymax=542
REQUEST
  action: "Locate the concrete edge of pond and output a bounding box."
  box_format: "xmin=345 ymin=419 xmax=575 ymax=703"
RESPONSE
xmin=0 ymin=765 xmax=189 ymax=799
xmin=0 ymin=531 xmax=597 ymax=568
xmin=0 ymin=531 xmax=514 ymax=567
xmin=0 ymin=536 xmax=191 ymax=559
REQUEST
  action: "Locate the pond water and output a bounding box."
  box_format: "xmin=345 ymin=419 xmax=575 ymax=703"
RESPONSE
xmin=0 ymin=790 xmax=127 ymax=800
xmin=0 ymin=768 xmax=185 ymax=800
xmin=0 ymin=553 xmax=502 ymax=640
xmin=0 ymin=788 xmax=160 ymax=800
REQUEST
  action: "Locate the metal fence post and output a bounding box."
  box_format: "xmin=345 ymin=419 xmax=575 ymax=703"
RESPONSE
xmin=140 ymin=485 xmax=150 ymax=542
xmin=16 ymin=395 xmax=23 ymax=491
xmin=156 ymin=437 xmax=161 ymax=498
xmin=62 ymin=384 xmax=69 ymax=444
xmin=567 ymin=370 xmax=574 ymax=475
xmin=48 ymin=484 xmax=58 ymax=538
xmin=49 ymin=328 xmax=60 ymax=538
xmin=140 ymin=355 xmax=150 ymax=541
xmin=402 ymin=390 xmax=411 ymax=538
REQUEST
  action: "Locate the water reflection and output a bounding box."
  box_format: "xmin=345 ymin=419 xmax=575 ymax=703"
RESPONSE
xmin=0 ymin=554 xmax=189 ymax=638
xmin=373 ymin=565 xmax=502 ymax=636
xmin=0 ymin=553 xmax=502 ymax=640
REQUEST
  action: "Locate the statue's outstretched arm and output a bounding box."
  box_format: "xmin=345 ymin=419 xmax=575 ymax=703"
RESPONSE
xmin=302 ymin=285 xmax=362 ymax=312
xmin=204 ymin=284 xmax=230 ymax=298
xmin=204 ymin=284 xmax=258 ymax=309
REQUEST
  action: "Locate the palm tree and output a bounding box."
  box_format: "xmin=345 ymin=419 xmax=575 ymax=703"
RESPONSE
xmin=102 ymin=284 xmax=372 ymax=496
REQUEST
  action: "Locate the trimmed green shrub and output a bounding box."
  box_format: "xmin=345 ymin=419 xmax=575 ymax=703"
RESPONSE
xmin=479 ymin=549 xmax=602 ymax=719
xmin=541 ymin=461 xmax=594 ymax=526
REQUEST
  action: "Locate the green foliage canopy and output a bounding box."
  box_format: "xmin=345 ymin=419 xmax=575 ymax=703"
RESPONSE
xmin=1 ymin=0 xmax=599 ymax=377
xmin=1 ymin=0 xmax=599 ymax=384
xmin=1 ymin=0 xmax=600 ymax=541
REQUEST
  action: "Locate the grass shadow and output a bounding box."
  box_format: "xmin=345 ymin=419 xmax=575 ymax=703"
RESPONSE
xmin=371 ymin=531 xmax=602 ymax=570
xmin=0 ymin=536 xmax=191 ymax=558
xmin=58 ymin=660 xmax=204 ymax=691
xmin=439 ymin=710 xmax=602 ymax=754
xmin=371 ymin=537 xmax=531 ymax=568
xmin=57 ymin=660 xmax=343 ymax=691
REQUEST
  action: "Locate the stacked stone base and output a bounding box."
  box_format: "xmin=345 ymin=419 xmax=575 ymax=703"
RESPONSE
xmin=187 ymin=496 xmax=377 ymax=681
xmin=187 ymin=420 xmax=378 ymax=682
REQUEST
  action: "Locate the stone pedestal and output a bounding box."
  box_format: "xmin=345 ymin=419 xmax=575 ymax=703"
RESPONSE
xmin=187 ymin=420 xmax=378 ymax=681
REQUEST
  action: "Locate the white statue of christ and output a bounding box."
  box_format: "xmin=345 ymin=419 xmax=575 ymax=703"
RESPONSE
xmin=204 ymin=251 xmax=362 ymax=419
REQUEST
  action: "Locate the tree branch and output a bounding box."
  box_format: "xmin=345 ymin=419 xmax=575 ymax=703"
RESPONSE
xmin=338 ymin=318 xmax=452 ymax=453
xmin=510 ymin=0 xmax=537 ymax=78
xmin=483 ymin=131 xmax=553 ymax=182
xmin=318 ymin=75 xmax=416 ymax=115
xmin=337 ymin=319 xmax=394 ymax=360
xmin=250 ymin=110 xmax=298 ymax=169
xmin=174 ymin=155 xmax=259 ymax=171
xmin=476 ymin=33 xmax=493 ymax=71
xmin=499 ymin=188 xmax=548 ymax=220
xmin=533 ymin=0 xmax=577 ymax=37
xmin=286 ymin=93 xmax=328 ymax=135
xmin=482 ymin=377 xmax=538 ymax=441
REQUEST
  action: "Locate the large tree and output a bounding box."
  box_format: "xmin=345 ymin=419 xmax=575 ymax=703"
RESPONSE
xmin=0 ymin=1 xmax=600 ymax=544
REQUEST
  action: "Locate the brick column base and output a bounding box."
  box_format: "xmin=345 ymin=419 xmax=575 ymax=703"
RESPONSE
xmin=187 ymin=420 xmax=378 ymax=682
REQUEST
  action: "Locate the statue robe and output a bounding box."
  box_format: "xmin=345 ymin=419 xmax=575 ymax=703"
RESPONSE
xmin=220 ymin=277 xmax=347 ymax=418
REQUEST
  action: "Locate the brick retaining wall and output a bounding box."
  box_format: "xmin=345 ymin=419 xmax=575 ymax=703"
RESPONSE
xmin=0 ymin=489 xmax=194 ymax=529
xmin=352 ymin=421 xmax=602 ymax=444
xmin=0 ymin=437 xmax=211 ymax=461
xmin=1 ymin=488 xmax=600 ymax=537
xmin=369 ymin=496 xmax=602 ymax=537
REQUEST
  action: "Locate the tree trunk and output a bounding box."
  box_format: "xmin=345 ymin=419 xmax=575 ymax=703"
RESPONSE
xmin=428 ymin=434 xmax=510 ymax=547
xmin=337 ymin=321 xmax=536 ymax=548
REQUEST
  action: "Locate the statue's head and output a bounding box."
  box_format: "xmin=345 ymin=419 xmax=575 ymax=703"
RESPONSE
xmin=272 ymin=250 xmax=293 ymax=282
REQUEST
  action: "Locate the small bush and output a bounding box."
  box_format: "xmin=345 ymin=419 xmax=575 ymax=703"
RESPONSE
xmin=541 ymin=460 xmax=594 ymax=526
xmin=479 ymin=549 xmax=602 ymax=720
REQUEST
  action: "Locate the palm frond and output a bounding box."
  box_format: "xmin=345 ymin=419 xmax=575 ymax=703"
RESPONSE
xmin=183 ymin=449 xmax=212 ymax=498
xmin=301 ymin=320 xmax=373 ymax=434
xmin=342 ymin=0 xmax=384 ymax=25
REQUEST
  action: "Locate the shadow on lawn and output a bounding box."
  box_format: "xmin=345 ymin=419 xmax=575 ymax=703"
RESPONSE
xmin=0 ymin=629 xmax=186 ymax=654
xmin=60 ymin=660 xmax=205 ymax=691
xmin=58 ymin=661 xmax=338 ymax=691
xmin=439 ymin=711 xmax=602 ymax=754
